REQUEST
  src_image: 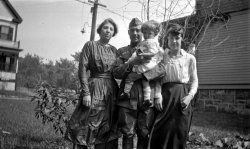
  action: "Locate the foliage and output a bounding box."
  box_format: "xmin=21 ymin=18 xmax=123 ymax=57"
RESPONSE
xmin=55 ymin=58 xmax=78 ymax=91
xmin=16 ymin=54 xmax=44 ymax=88
xmin=16 ymin=54 xmax=79 ymax=91
xmin=158 ymin=0 xmax=231 ymax=52
xmin=15 ymin=53 xmax=81 ymax=136
xmin=32 ymin=82 xmax=78 ymax=135
xmin=71 ymin=51 xmax=81 ymax=63
xmin=187 ymin=132 xmax=250 ymax=149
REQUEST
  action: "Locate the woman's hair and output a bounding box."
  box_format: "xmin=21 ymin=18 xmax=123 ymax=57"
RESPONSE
xmin=165 ymin=23 xmax=184 ymax=37
xmin=141 ymin=20 xmax=161 ymax=36
xmin=160 ymin=23 xmax=184 ymax=49
xmin=97 ymin=18 xmax=118 ymax=36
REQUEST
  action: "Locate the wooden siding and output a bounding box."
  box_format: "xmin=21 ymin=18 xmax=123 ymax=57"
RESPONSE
xmin=197 ymin=10 xmax=250 ymax=89
xmin=0 ymin=0 xmax=13 ymax=21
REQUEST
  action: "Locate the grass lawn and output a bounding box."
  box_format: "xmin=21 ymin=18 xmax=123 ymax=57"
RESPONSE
xmin=0 ymin=99 xmax=70 ymax=149
xmin=0 ymin=90 xmax=32 ymax=98
xmin=0 ymin=98 xmax=249 ymax=149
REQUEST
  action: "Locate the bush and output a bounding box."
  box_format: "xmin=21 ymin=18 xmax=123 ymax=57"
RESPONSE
xmin=32 ymin=82 xmax=78 ymax=135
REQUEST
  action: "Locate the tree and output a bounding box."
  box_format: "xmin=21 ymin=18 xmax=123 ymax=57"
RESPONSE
xmin=42 ymin=60 xmax=57 ymax=86
xmin=16 ymin=54 xmax=44 ymax=88
xmin=32 ymin=58 xmax=79 ymax=135
xmin=124 ymin=0 xmax=229 ymax=52
xmin=71 ymin=51 xmax=81 ymax=63
xmin=54 ymin=58 xmax=78 ymax=91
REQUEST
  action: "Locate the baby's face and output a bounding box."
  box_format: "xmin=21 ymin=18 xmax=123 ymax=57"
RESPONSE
xmin=143 ymin=30 xmax=155 ymax=40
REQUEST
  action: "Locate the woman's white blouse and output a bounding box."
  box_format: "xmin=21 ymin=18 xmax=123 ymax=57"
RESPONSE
xmin=161 ymin=48 xmax=198 ymax=96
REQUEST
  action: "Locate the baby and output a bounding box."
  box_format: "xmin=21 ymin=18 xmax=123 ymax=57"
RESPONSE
xmin=121 ymin=20 xmax=163 ymax=108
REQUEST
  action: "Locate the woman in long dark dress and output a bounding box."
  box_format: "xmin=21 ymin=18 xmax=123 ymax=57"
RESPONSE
xmin=148 ymin=23 xmax=198 ymax=149
xmin=65 ymin=18 xmax=120 ymax=149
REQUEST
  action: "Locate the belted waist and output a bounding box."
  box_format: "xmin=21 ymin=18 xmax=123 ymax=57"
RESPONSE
xmin=90 ymin=73 xmax=112 ymax=79
xmin=162 ymin=82 xmax=186 ymax=87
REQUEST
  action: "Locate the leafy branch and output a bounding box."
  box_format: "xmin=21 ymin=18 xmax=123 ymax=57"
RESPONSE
xmin=31 ymin=82 xmax=79 ymax=135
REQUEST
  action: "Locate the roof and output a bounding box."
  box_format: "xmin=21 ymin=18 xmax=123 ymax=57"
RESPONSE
xmin=0 ymin=46 xmax=23 ymax=53
xmin=2 ymin=0 xmax=22 ymax=23
xmin=162 ymin=0 xmax=250 ymax=26
xmin=196 ymin=0 xmax=250 ymax=16
xmin=161 ymin=0 xmax=249 ymax=45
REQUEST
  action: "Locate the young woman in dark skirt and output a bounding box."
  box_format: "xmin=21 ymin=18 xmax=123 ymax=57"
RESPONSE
xmin=148 ymin=23 xmax=198 ymax=149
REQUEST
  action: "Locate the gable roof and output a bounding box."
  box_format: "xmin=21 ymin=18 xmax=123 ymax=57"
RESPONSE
xmin=196 ymin=0 xmax=250 ymax=16
xmin=2 ymin=0 xmax=22 ymax=23
xmin=161 ymin=0 xmax=250 ymax=40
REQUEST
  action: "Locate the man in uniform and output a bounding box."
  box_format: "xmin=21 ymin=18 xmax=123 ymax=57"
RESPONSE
xmin=113 ymin=18 xmax=161 ymax=149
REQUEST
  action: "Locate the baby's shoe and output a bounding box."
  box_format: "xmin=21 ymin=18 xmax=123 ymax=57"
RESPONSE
xmin=142 ymin=99 xmax=152 ymax=110
xmin=119 ymin=92 xmax=130 ymax=100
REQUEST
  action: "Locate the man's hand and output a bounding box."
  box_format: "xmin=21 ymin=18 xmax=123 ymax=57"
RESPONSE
xmin=128 ymin=54 xmax=150 ymax=66
xmin=136 ymin=48 xmax=143 ymax=55
xmin=82 ymin=95 xmax=91 ymax=107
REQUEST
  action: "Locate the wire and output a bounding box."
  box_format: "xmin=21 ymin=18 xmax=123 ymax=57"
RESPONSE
xmin=75 ymin=0 xmax=92 ymax=6
xmin=75 ymin=0 xmax=131 ymax=20
xmin=100 ymin=7 xmax=131 ymax=20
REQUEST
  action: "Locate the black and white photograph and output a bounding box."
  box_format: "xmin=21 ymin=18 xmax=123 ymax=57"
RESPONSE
xmin=0 ymin=0 xmax=249 ymax=148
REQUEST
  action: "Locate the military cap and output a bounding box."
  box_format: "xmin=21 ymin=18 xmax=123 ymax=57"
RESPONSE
xmin=129 ymin=18 xmax=142 ymax=28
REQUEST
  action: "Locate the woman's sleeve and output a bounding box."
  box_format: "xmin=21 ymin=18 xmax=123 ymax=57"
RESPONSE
xmin=78 ymin=42 xmax=91 ymax=96
xmin=189 ymin=55 xmax=198 ymax=97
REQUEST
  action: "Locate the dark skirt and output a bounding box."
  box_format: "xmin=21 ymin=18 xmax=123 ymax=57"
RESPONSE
xmin=65 ymin=78 xmax=120 ymax=147
xmin=148 ymin=83 xmax=192 ymax=149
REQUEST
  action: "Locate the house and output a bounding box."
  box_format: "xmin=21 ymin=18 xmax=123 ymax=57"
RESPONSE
xmin=0 ymin=0 xmax=23 ymax=91
xmin=161 ymin=0 xmax=250 ymax=114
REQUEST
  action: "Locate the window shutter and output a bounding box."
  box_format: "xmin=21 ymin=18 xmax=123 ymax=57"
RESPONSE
xmin=0 ymin=26 xmax=2 ymax=39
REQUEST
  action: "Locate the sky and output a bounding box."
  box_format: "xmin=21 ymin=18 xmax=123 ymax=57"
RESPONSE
xmin=9 ymin=0 xmax=195 ymax=62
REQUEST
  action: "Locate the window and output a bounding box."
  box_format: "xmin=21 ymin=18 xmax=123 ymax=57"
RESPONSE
xmin=0 ymin=25 xmax=13 ymax=41
xmin=0 ymin=53 xmax=16 ymax=72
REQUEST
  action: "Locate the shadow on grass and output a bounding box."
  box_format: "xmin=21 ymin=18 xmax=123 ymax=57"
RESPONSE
xmin=0 ymin=99 xmax=249 ymax=149
xmin=192 ymin=109 xmax=250 ymax=133
xmin=0 ymin=90 xmax=33 ymax=98
xmin=190 ymin=109 xmax=250 ymax=144
xmin=1 ymin=134 xmax=70 ymax=149
xmin=0 ymin=99 xmax=71 ymax=148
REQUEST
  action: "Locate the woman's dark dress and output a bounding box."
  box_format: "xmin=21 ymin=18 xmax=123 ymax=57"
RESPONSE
xmin=148 ymin=83 xmax=192 ymax=149
xmin=65 ymin=41 xmax=120 ymax=147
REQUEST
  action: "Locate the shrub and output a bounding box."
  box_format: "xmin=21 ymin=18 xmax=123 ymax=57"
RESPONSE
xmin=32 ymin=82 xmax=78 ymax=135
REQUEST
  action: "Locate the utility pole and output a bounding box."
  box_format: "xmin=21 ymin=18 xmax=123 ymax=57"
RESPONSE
xmin=147 ymin=0 xmax=150 ymax=21
xmin=88 ymin=0 xmax=106 ymax=41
